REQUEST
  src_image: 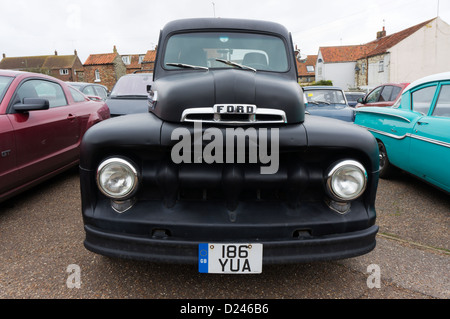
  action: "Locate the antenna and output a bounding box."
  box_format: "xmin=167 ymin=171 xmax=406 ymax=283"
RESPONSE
xmin=212 ymin=2 xmax=216 ymax=18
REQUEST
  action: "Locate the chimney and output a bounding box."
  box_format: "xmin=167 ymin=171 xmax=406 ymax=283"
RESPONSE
xmin=2 ymin=53 xmax=5 ymax=59
xmin=55 ymin=50 xmax=58 ymax=56
xmin=74 ymin=49 xmax=78 ymax=56
xmin=113 ymin=45 xmax=117 ymax=53
xmin=377 ymin=26 xmax=386 ymax=39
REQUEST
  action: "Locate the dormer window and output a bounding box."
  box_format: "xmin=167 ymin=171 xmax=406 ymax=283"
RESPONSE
xmin=122 ymin=56 xmax=131 ymax=65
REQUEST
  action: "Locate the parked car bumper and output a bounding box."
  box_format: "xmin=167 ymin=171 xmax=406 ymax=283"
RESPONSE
xmin=82 ymin=198 xmax=378 ymax=264
xmin=84 ymin=224 xmax=378 ymax=264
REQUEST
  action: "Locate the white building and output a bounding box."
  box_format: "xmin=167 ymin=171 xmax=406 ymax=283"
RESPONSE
xmin=316 ymin=45 xmax=368 ymax=90
xmin=317 ymin=17 xmax=450 ymax=91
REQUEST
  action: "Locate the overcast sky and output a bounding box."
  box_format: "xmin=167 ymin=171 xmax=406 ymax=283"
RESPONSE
xmin=1 ymin=0 xmax=449 ymax=63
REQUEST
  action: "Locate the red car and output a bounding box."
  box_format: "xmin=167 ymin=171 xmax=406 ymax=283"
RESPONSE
xmin=0 ymin=70 xmax=110 ymax=202
xmin=355 ymin=83 xmax=409 ymax=108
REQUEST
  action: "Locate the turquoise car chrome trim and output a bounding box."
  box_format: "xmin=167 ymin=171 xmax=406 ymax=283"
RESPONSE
xmin=360 ymin=126 xmax=408 ymax=140
xmin=359 ymin=125 xmax=450 ymax=148
xmin=410 ymin=134 xmax=450 ymax=149
xmin=355 ymin=109 xmax=411 ymax=123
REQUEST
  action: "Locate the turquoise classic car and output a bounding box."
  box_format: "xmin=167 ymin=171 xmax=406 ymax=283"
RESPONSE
xmin=355 ymin=72 xmax=450 ymax=193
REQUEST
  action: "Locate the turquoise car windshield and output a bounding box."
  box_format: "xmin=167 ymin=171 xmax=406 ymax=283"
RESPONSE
xmin=163 ymin=32 xmax=289 ymax=72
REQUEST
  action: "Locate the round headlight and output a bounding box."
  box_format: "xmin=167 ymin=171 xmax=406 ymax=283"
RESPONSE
xmin=326 ymin=160 xmax=367 ymax=201
xmin=96 ymin=158 xmax=138 ymax=200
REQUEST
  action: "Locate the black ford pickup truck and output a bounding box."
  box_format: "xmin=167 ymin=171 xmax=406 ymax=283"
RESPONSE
xmin=80 ymin=18 xmax=379 ymax=274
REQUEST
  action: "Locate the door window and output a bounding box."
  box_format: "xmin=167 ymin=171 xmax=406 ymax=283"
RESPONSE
xmin=380 ymin=86 xmax=393 ymax=102
xmin=82 ymin=85 xmax=96 ymax=96
xmin=390 ymin=86 xmax=402 ymax=101
xmin=432 ymin=85 xmax=450 ymax=118
xmin=94 ymin=86 xmax=108 ymax=100
xmin=365 ymin=86 xmax=383 ymax=103
xmin=411 ymin=85 xmax=437 ymax=115
xmin=69 ymin=87 xmax=86 ymax=102
xmin=15 ymin=79 xmax=67 ymax=108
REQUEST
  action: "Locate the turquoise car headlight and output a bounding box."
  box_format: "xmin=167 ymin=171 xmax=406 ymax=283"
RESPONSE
xmin=326 ymin=160 xmax=367 ymax=201
xmin=96 ymin=158 xmax=139 ymax=200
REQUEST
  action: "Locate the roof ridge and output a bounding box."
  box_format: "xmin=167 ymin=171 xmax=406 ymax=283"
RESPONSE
xmin=319 ymin=18 xmax=438 ymax=62
xmin=362 ymin=17 xmax=437 ymax=57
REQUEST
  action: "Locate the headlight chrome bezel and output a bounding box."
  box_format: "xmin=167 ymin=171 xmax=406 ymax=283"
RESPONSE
xmin=326 ymin=160 xmax=368 ymax=202
xmin=96 ymin=157 xmax=139 ymax=200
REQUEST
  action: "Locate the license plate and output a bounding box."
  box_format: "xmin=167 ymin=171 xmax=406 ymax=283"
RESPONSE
xmin=198 ymin=243 xmax=263 ymax=274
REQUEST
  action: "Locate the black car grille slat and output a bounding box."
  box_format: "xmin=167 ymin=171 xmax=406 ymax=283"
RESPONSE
xmin=139 ymin=157 xmax=320 ymax=211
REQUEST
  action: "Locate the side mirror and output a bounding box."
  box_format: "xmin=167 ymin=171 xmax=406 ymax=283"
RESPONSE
xmin=14 ymin=98 xmax=50 ymax=112
xmin=357 ymin=97 xmax=365 ymax=104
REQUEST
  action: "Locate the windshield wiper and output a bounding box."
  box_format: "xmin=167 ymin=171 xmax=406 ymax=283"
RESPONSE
xmin=166 ymin=62 xmax=209 ymax=71
xmin=309 ymin=100 xmax=331 ymax=105
xmin=215 ymin=59 xmax=257 ymax=72
xmin=113 ymin=95 xmax=148 ymax=98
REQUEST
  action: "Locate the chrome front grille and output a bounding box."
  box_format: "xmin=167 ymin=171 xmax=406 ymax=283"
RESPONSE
xmin=181 ymin=104 xmax=287 ymax=124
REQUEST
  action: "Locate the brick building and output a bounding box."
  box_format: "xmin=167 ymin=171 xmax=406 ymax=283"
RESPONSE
xmin=83 ymin=46 xmax=126 ymax=90
xmin=141 ymin=49 xmax=157 ymax=72
xmin=0 ymin=50 xmax=84 ymax=81
xmin=121 ymin=54 xmax=146 ymax=74
xmin=296 ymin=55 xmax=317 ymax=84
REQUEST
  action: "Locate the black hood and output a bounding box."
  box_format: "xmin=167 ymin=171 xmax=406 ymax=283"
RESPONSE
xmin=106 ymin=97 xmax=149 ymax=117
xmin=150 ymin=69 xmax=305 ymax=124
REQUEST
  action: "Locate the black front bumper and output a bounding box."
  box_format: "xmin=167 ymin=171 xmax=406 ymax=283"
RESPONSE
xmin=82 ymin=197 xmax=378 ymax=264
xmin=84 ymin=224 xmax=378 ymax=264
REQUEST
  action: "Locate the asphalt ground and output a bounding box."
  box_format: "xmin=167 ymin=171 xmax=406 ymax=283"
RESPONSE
xmin=0 ymin=166 xmax=448 ymax=301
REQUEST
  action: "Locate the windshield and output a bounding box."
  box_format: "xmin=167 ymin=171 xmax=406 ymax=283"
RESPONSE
xmin=110 ymin=74 xmax=153 ymax=98
xmin=163 ymin=32 xmax=289 ymax=72
xmin=0 ymin=76 xmax=13 ymax=104
xmin=345 ymin=92 xmax=365 ymax=102
xmin=305 ymin=89 xmax=347 ymax=105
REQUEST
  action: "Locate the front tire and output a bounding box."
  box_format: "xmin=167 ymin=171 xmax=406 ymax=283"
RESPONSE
xmin=378 ymin=140 xmax=395 ymax=179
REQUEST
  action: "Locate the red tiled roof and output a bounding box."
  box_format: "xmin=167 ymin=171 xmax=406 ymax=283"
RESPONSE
xmin=320 ymin=45 xmax=370 ymax=63
xmin=363 ymin=18 xmax=435 ymax=57
xmin=84 ymin=53 xmax=117 ymax=65
xmin=319 ymin=18 xmax=436 ymax=63
xmin=143 ymin=50 xmax=156 ymax=63
xmin=297 ymin=55 xmax=317 ymax=76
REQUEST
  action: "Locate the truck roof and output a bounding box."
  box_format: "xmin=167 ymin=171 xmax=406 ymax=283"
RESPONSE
xmin=161 ymin=18 xmax=290 ymax=37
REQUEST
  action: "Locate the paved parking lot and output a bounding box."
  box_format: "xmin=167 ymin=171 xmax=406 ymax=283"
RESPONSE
xmin=0 ymin=166 xmax=448 ymax=299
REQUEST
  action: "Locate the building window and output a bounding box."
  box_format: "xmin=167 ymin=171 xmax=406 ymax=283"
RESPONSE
xmin=361 ymin=62 xmax=366 ymax=75
xmin=318 ymin=66 xmax=322 ymax=76
xmin=379 ymin=60 xmax=384 ymax=73
xmin=306 ymin=65 xmax=314 ymax=72
xmin=60 ymin=69 xmax=69 ymax=75
xmin=122 ymin=56 xmax=131 ymax=65
xmin=139 ymin=55 xmax=145 ymax=64
xmin=95 ymin=69 xmax=101 ymax=82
